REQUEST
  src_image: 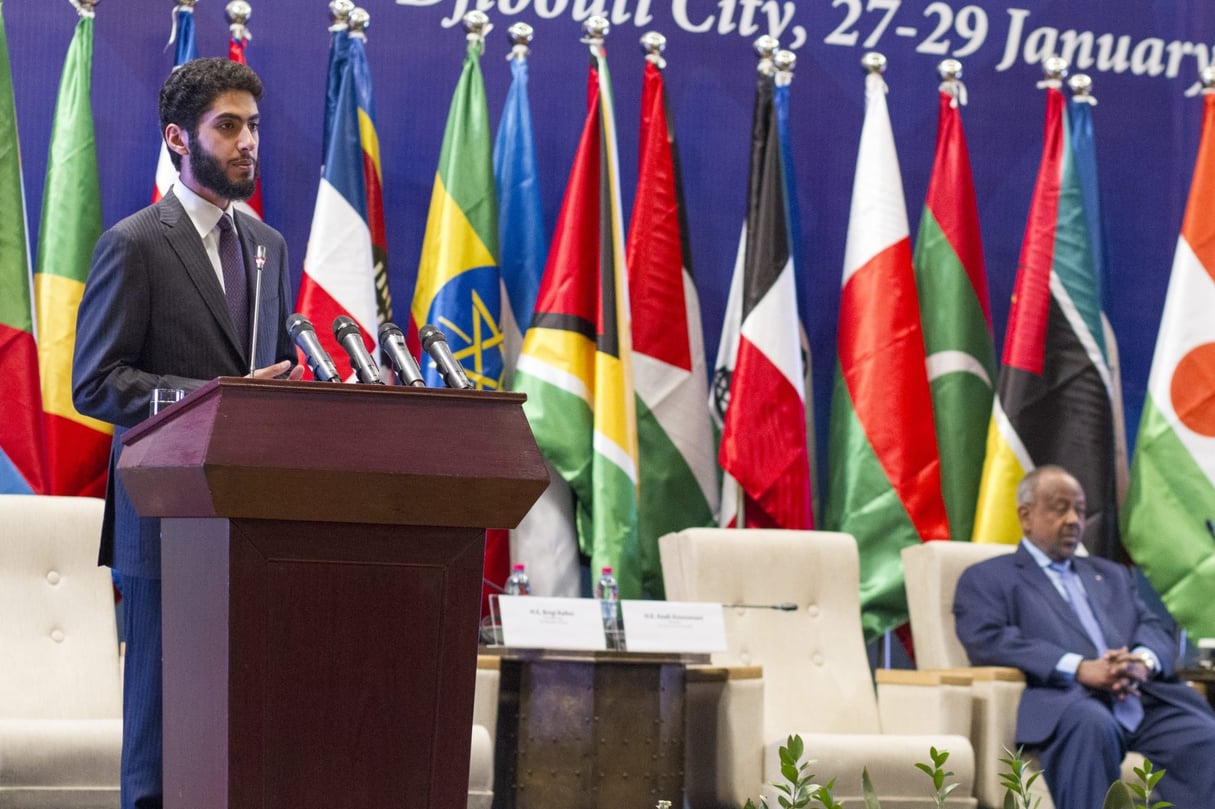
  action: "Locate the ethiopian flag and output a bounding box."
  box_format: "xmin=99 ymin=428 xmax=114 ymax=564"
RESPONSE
xmin=513 ymin=36 xmax=640 ymax=597
xmin=1123 ymin=89 xmax=1215 ymax=637
xmin=34 ymin=6 xmax=110 ymax=497
xmin=411 ymin=36 xmax=501 ymax=390
xmin=912 ymin=85 xmax=995 ymax=543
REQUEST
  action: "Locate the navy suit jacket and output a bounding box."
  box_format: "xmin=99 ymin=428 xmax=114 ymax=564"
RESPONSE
xmin=73 ymin=191 xmax=296 ymax=579
xmin=954 ymin=543 xmax=1207 ymax=744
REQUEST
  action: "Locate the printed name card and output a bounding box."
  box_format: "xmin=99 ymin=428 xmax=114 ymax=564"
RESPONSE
xmin=619 ymin=600 xmax=727 ymax=653
xmin=497 ymin=596 xmax=608 ymax=651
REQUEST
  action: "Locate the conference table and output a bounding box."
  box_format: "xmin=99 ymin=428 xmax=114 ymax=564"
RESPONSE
xmin=483 ymin=647 xmax=710 ymax=809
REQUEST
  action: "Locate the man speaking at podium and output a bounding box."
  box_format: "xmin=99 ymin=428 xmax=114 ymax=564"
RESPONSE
xmin=72 ymin=58 xmax=302 ymax=809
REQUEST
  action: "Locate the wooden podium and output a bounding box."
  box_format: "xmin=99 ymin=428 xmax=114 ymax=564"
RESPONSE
xmin=118 ymin=378 xmax=548 ymax=809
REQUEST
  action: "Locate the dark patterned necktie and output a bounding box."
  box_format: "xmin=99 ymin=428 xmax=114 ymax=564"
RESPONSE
xmin=216 ymin=214 xmax=249 ymax=354
xmin=1050 ymin=561 xmax=1144 ymax=731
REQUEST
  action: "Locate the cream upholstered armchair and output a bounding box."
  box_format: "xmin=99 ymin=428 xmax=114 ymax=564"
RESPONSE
xmin=661 ymin=528 xmax=978 ymax=809
xmin=902 ymin=540 xmax=1142 ymax=809
xmin=0 ymin=495 xmax=121 ymax=809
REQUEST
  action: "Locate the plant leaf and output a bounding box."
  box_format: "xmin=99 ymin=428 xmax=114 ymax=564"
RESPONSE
xmin=861 ymin=767 xmax=882 ymax=809
xmin=1101 ymin=782 xmax=1135 ymax=809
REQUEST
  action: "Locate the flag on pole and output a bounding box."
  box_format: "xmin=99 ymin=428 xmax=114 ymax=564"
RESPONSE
xmin=911 ymin=70 xmax=995 ymax=543
xmin=227 ymin=2 xmax=264 ymax=221
xmin=296 ymin=15 xmax=385 ymax=376
xmin=711 ymin=55 xmax=812 ymax=531
xmin=625 ymin=39 xmax=717 ymax=598
xmin=492 ymin=27 xmax=578 ymax=599
xmin=1123 ymin=80 xmax=1215 ymax=637
xmin=410 ymin=23 xmax=501 ymax=391
xmin=972 ymin=72 xmax=1121 ymax=558
xmin=824 ymin=60 xmax=949 ymax=641
xmin=1069 ymin=79 xmax=1130 ymax=505
xmin=0 ymin=2 xmax=46 ymax=495
xmin=512 ymin=20 xmax=641 ymax=597
xmin=152 ymin=0 xmax=197 ymax=203
xmin=34 ymin=3 xmax=110 ymax=497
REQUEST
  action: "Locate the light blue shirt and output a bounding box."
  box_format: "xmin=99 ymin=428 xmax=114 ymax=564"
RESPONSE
xmin=1020 ymin=539 xmax=1159 ymax=682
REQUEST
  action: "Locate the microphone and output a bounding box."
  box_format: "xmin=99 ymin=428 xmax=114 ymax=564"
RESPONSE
xmin=721 ymin=602 xmax=799 ymax=611
xmin=285 ymin=313 xmax=340 ymax=382
xmin=333 ymin=315 xmax=384 ymax=384
xmin=378 ymin=322 xmax=425 ymax=387
xmin=419 ymin=324 xmax=473 ymax=389
xmin=247 ymin=244 xmax=266 ymax=375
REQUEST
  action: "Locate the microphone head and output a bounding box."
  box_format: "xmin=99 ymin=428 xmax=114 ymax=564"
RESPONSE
xmin=378 ymin=322 xmax=404 ymax=343
xmin=419 ymin=323 xmax=446 ymax=350
xmin=333 ymin=315 xmax=360 ymax=342
xmin=285 ymin=313 xmax=314 ymax=338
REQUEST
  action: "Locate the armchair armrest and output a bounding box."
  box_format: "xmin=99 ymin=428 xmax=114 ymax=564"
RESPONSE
xmin=684 ymin=664 xmax=765 ymax=809
xmin=875 ymin=668 xmax=974 ymax=737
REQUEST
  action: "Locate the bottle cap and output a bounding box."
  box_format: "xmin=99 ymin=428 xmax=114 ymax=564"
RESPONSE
xmin=601 ymin=566 xmax=613 ymax=574
xmin=512 ymin=563 xmax=525 ymax=571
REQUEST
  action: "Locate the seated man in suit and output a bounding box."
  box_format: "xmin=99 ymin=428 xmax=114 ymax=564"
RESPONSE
xmin=954 ymin=465 xmax=1215 ymax=809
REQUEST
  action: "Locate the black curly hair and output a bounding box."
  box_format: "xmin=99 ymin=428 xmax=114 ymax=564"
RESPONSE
xmin=159 ymin=57 xmax=263 ymax=171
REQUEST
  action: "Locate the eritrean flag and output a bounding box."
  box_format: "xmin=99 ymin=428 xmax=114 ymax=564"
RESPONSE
xmin=825 ymin=68 xmax=949 ymax=641
xmin=1123 ymin=88 xmax=1215 ymax=637
xmin=0 ymin=2 xmax=46 ymax=494
xmin=296 ymin=25 xmax=384 ymax=375
xmin=411 ymin=36 xmax=501 ymax=390
xmin=911 ymin=84 xmax=995 ymax=543
xmin=512 ymin=37 xmax=640 ymax=598
xmin=973 ymin=85 xmax=1121 ymax=558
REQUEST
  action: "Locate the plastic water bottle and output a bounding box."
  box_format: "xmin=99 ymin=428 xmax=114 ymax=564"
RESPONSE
xmin=594 ymin=566 xmax=620 ymax=646
xmin=504 ymin=563 xmax=530 ymax=596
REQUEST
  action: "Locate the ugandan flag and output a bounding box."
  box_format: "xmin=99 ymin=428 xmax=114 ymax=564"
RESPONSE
xmin=825 ymin=68 xmax=949 ymax=641
xmin=512 ymin=37 xmax=640 ymax=598
xmin=973 ymin=85 xmax=1121 ymax=559
xmin=411 ymin=35 xmax=501 ymax=390
xmin=626 ymin=53 xmax=717 ymax=597
xmin=297 ymin=23 xmax=386 ymax=376
xmin=1123 ymin=87 xmax=1215 ymax=637
xmin=34 ymin=5 xmax=109 ymax=497
xmin=0 ymin=2 xmax=46 ymax=494
xmin=912 ymin=84 xmax=995 ymax=543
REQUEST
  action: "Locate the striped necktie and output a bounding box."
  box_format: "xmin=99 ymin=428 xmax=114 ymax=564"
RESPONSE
xmin=216 ymin=214 xmax=249 ymax=354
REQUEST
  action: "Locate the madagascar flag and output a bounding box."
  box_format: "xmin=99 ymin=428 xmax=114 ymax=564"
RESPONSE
xmin=973 ymin=85 xmax=1120 ymax=559
xmin=912 ymin=84 xmax=995 ymax=543
xmin=0 ymin=2 xmax=45 ymax=494
xmin=825 ymin=68 xmax=949 ymax=641
xmin=1123 ymin=88 xmax=1215 ymax=636
xmin=411 ymin=35 xmax=501 ymax=390
xmin=34 ymin=6 xmax=110 ymax=497
xmin=512 ymin=36 xmax=640 ymax=597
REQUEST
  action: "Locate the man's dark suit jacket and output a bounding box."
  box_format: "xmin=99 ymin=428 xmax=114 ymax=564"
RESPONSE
xmin=954 ymin=543 xmax=1209 ymax=744
xmin=73 ymin=191 xmax=296 ymax=579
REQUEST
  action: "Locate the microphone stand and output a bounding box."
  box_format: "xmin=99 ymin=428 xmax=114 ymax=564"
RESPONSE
xmin=247 ymin=245 xmax=266 ymax=375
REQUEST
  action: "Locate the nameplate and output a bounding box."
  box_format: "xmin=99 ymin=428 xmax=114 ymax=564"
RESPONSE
xmin=497 ymin=596 xmax=608 ymax=651
xmin=620 ymin=600 xmax=727 ymax=653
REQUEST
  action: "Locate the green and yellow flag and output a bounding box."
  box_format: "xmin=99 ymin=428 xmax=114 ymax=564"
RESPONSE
xmin=34 ymin=3 xmax=110 ymax=497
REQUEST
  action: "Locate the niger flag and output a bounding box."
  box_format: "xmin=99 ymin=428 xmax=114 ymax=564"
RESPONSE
xmin=1123 ymin=86 xmax=1215 ymax=636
